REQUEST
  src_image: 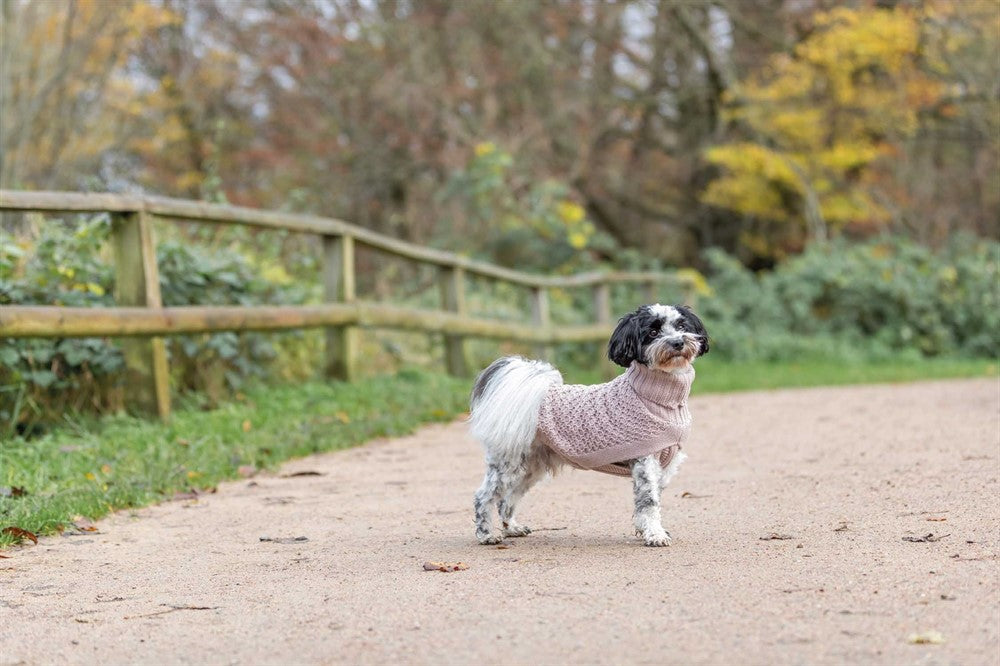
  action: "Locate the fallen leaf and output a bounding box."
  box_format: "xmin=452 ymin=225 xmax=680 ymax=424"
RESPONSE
xmin=237 ymin=465 xmax=257 ymax=478
xmin=242 ymin=420 xmax=252 ymax=432
xmin=72 ymin=517 xmax=98 ymax=533
xmin=907 ymin=631 xmax=945 ymax=645
xmin=680 ymin=491 xmax=712 ymax=499
xmin=903 ymin=533 xmax=949 ymax=543
xmin=0 ymin=554 xmax=10 ymax=558
xmin=422 ymin=561 xmax=469 ymax=572
xmin=2 ymin=527 xmax=38 ymax=544
xmin=925 ymin=517 xmax=947 ymax=522
xmin=259 ymin=536 xmax=308 ymax=544
xmin=495 ymin=545 xmax=510 ymax=550
xmin=125 ymin=605 xmax=219 ymax=620
xmin=834 ymin=522 xmax=849 ymax=532
xmin=281 ymin=471 xmax=325 ymax=478
xmin=760 ymin=533 xmax=795 ymax=541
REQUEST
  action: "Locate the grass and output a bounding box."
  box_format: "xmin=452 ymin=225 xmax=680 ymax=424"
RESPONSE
xmin=1 ymin=357 xmax=995 ymax=547
xmin=0 ymin=368 xmax=469 ymax=547
xmin=561 ymin=355 xmax=997 ymax=391
xmin=691 ymin=356 xmax=997 ymax=394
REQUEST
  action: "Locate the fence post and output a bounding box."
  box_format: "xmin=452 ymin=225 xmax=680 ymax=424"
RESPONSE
xmin=593 ymin=281 xmax=615 ymax=379
xmin=643 ymin=279 xmax=657 ymax=305
xmin=322 ymin=234 xmax=358 ymax=381
xmin=680 ymin=277 xmax=697 ymax=307
xmin=111 ymin=210 xmax=171 ymax=419
xmin=531 ymin=286 xmax=552 ymax=361
xmin=439 ymin=265 xmax=470 ymax=376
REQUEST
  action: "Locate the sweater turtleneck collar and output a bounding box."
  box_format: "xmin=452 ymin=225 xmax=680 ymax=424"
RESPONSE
xmin=624 ymin=361 xmax=694 ymax=407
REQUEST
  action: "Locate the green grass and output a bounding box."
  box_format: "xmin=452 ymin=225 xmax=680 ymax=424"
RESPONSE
xmin=561 ymin=356 xmax=997 ymax=391
xmin=690 ymin=356 xmax=997 ymax=394
xmin=0 ymin=368 xmax=469 ymax=547
xmin=1 ymin=357 xmax=995 ymax=548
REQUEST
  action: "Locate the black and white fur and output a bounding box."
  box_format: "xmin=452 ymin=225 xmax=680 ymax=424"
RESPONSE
xmin=469 ymin=304 xmax=709 ymax=547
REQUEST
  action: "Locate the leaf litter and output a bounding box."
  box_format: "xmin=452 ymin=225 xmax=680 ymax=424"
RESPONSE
xmin=259 ymin=536 xmax=308 ymax=544
xmin=125 ymin=604 xmax=220 ymax=620
xmin=422 ymin=561 xmax=469 ymax=572
xmin=907 ymin=630 xmax=945 ymax=645
xmin=2 ymin=527 xmax=38 ymax=544
xmin=903 ymin=533 xmax=949 ymax=543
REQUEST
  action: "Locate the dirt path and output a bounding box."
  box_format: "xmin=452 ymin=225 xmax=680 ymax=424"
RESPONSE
xmin=2 ymin=378 xmax=998 ymax=665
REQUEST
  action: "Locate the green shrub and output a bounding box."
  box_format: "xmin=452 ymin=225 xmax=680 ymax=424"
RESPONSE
xmin=0 ymin=218 xmax=306 ymax=434
xmin=2 ymin=211 xmax=995 ymax=434
xmin=1 ymin=217 xmax=122 ymax=431
xmin=698 ymin=235 xmax=1000 ymax=361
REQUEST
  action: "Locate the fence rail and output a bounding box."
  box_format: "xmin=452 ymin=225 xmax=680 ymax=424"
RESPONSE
xmin=0 ymin=190 xmax=689 ymax=420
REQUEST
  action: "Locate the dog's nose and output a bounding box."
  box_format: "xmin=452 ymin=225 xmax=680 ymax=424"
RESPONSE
xmin=669 ymin=339 xmax=684 ymax=351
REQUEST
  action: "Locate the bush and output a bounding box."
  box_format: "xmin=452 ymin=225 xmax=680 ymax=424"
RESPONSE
xmin=0 ymin=217 xmax=122 ymax=431
xmin=0 ymin=217 xmax=307 ymax=434
xmin=2 ymin=212 xmax=995 ymax=434
xmin=698 ymin=235 xmax=1000 ymax=361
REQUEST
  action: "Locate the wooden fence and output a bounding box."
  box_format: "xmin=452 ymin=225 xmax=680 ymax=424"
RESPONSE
xmin=0 ymin=190 xmax=690 ymax=420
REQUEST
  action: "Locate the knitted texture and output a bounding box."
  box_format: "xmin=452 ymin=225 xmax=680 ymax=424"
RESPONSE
xmin=536 ymin=362 xmax=693 ymax=477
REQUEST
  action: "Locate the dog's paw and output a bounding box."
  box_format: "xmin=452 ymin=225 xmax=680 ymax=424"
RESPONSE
xmin=502 ymin=524 xmax=531 ymax=537
xmin=642 ymin=530 xmax=672 ymax=547
xmin=477 ymin=534 xmax=504 ymax=545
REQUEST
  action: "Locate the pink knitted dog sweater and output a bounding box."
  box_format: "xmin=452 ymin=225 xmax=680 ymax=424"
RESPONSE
xmin=536 ymin=362 xmax=693 ymax=477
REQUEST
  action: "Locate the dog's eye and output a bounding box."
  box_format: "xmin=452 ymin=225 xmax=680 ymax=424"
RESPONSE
xmin=675 ymin=320 xmax=689 ymax=332
xmin=645 ymin=326 xmax=660 ymax=341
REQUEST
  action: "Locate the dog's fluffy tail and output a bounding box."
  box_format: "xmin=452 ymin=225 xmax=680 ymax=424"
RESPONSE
xmin=469 ymin=356 xmax=562 ymax=460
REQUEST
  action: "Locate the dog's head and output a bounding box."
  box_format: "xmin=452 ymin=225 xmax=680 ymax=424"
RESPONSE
xmin=607 ymin=304 xmax=709 ymax=371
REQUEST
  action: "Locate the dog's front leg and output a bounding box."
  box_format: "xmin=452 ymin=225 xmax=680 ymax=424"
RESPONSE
xmin=630 ymin=455 xmax=671 ymax=547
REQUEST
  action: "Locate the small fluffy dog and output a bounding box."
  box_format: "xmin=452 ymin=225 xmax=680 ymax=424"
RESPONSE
xmin=469 ymin=304 xmax=709 ymax=547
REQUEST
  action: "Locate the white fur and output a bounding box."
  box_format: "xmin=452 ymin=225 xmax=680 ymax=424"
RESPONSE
xmin=648 ymin=303 xmax=679 ymax=320
xmin=660 ymin=450 xmax=688 ymax=488
xmin=469 ymin=357 xmax=561 ymax=467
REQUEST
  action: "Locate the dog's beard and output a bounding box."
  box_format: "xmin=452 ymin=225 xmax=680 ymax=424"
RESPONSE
xmin=645 ymin=335 xmax=701 ymax=371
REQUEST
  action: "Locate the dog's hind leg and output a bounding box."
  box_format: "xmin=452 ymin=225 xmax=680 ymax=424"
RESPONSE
xmin=631 ymin=455 xmax=671 ymax=547
xmin=498 ymin=463 xmax=544 ymax=538
xmin=474 ymin=464 xmax=502 ymax=545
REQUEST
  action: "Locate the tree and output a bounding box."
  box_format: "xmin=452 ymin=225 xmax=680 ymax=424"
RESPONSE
xmin=0 ymin=0 xmax=177 ymax=190
xmin=700 ymin=2 xmax=999 ymax=261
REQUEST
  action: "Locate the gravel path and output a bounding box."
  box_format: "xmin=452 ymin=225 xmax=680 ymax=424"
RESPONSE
xmin=2 ymin=378 xmax=998 ymax=665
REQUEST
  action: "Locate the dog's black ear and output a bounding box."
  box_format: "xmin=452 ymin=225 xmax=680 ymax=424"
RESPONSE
xmin=676 ymin=305 xmax=710 ymax=356
xmin=608 ymin=307 xmax=647 ymax=367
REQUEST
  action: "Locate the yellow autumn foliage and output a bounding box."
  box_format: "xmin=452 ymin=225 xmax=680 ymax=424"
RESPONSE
xmin=703 ymin=5 xmax=945 ymax=252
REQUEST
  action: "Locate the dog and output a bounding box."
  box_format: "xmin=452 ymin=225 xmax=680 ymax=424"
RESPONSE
xmin=469 ymin=304 xmax=709 ymax=547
